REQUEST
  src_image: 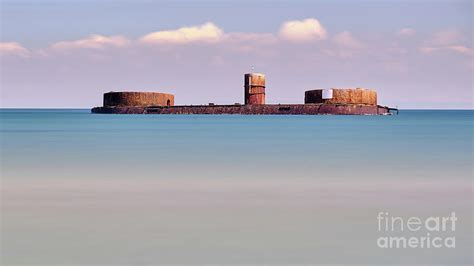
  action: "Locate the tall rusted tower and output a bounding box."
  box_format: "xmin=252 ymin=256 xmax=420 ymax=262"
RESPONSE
xmin=244 ymin=73 xmax=265 ymax=105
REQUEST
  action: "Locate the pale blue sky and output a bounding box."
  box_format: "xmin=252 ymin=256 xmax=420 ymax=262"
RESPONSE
xmin=1 ymin=0 xmax=472 ymax=108
xmin=2 ymin=0 xmax=471 ymax=46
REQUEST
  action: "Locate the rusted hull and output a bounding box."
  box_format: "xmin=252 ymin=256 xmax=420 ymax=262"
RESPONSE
xmin=305 ymin=88 xmax=377 ymax=105
xmin=244 ymin=73 xmax=266 ymax=105
xmin=245 ymin=93 xmax=265 ymax=105
xmin=103 ymin=92 xmax=174 ymax=107
xmin=91 ymin=104 xmax=394 ymax=115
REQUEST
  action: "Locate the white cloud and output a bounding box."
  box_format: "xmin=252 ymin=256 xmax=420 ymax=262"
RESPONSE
xmin=447 ymin=45 xmax=472 ymax=54
xmin=420 ymin=30 xmax=471 ymax=55
xmin=430 ymin=29 xmax=463 ymax=46
xmin=397 ymin=28 xmax=416 ymax=37
xmin=222 ymin=33 xmax=278 ymax=54
xmin=420 ymin=45 xmax=472 ymax=55
xmin=224 ymin=32 xmax=277 ymax=45
xmin=0 ymin=42 xmax=30 ymax=57
xmin=279 ymin=18 xmax=327 ymax=42
xmin=51 ymin=35 xmax=130 ymax=50
xmin=139 ymin=22 xmax=224 ymax=44
xmin=332 ymin=31 xmax=363 ymax=48
xmin=324 ymin=31 xmax=364 ymax=58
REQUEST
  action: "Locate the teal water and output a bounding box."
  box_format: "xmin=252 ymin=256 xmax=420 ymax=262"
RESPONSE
xmin=1 ymin=109 xmax=472 ymax=265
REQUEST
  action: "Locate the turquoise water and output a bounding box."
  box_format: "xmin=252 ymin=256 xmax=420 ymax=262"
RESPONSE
xmin=1 ymin=109 xmax=472 ymax=265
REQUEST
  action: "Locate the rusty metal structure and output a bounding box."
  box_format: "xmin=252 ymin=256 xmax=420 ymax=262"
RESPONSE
xmin=92 ymin=104 xmax=392 ymax=115
xmin=305 ymin=88 xmax=377 ymax=105
xmin=103 ymin=92 xmax=174 ymax=107
xmin=92 ymin=73 xmax=397 ymax=115
xmin=244 ymin=73 xmax=265 ymax=105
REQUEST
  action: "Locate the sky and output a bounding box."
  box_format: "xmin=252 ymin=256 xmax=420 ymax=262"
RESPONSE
xmin=0 ymin=0 xmax=472 ymax=108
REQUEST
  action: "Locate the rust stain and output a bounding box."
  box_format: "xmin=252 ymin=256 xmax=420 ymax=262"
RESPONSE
xmin=104 ymin=92 xmax=174 ymax=107
xmin=244 ymin=73 xmax=266 ymax=105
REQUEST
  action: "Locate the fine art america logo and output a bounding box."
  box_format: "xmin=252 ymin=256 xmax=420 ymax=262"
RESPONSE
xmin=377 ymin=212 xmax=457 ymax=249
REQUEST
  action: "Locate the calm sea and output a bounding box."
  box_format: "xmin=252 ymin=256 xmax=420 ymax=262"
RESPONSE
xmin=1 ymin=109 xmax=472 ymax=265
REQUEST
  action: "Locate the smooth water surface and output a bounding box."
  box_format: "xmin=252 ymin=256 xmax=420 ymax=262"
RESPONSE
xmin=1 ymin=110 xmax=472 ymax=265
